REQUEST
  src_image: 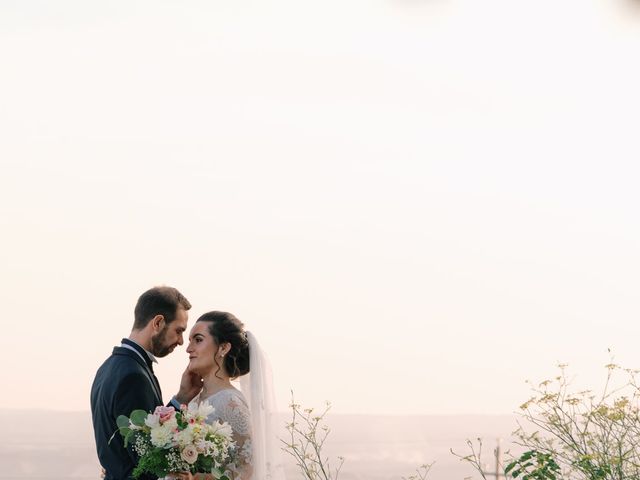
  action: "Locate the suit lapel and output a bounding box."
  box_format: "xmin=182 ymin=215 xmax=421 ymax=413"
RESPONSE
xmin=113 ymin=347 xmax=163 ymax=404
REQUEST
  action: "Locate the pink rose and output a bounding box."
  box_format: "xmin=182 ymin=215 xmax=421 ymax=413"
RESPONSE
xmin=153 ymin=405 xmax=176 ymax=424
xmin=181 ymin=445 xmax=198 ymax=465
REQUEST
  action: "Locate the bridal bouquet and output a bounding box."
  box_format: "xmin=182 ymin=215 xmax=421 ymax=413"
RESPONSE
xmin=114 ymin=403 xmax=236 ymax=480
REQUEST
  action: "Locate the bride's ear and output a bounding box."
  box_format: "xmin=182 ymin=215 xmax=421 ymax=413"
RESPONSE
xmin=218 ymin=342 xmax=231 ymax=357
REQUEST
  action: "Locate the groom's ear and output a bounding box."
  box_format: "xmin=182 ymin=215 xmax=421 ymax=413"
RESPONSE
xmin=151 ymin=315 xmax=165 ymax=332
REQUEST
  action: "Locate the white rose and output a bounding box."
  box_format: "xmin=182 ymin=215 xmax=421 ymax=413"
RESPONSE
xmin=181 ymin=444 xmax=199 ymax=465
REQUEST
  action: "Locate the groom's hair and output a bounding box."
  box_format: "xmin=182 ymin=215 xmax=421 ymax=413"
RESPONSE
xmin=133 ymin=286 xmax=191 ymax=330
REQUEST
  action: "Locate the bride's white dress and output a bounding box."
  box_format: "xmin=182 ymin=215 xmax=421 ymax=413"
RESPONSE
xmin=196 ymin=388 xmax=252 ymax=479
xmin=190 ymin=332 xmax=286 ymax=480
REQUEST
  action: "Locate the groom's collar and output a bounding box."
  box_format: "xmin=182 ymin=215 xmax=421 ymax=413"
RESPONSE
xmin=121 ymin=338 xmax=158 ymax=367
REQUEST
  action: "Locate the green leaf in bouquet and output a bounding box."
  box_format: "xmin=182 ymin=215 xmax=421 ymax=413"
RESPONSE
xmin=116 ymin=415 xmax=131 ymax=429
xmin=132 ymin=447 xmax=170 ymax=479
xmin=196 ymin=455 xmax=213 ymax=473
xmin=130 ymin=409 xmax=148 ymax=427
xmin=210 ymin=466 xmax=226 ymax=479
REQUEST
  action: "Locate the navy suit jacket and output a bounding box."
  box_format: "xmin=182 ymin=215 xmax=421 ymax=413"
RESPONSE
xmin=91 ymin=341 xmax=162 ymax=480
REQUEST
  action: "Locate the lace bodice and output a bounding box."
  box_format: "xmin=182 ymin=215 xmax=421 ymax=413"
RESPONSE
xmin=197 ymin=388 xmax=253 ymax=479
xmin=200 ymin=389 xmax=251 ymax=435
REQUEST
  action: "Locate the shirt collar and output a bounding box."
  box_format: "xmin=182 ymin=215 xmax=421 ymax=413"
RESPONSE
xmin=122 ymin=338 xmax=158 ymax=364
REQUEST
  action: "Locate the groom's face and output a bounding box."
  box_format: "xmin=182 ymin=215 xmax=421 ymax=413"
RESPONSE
xmin=150 ymin=307 xmax=188 ymax=357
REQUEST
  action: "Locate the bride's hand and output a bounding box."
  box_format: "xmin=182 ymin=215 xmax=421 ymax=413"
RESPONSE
xmin=175 ymin=367 xmax=203 ymax=404
xmin=165 ymin=472 xmax=192 ymax=480
xmin=166 ymin=473 xmax=212 ymax=480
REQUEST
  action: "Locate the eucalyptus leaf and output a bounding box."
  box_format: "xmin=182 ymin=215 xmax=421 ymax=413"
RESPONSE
xmin=116 ymin=415 xmax=130 ymax=429
xmin=130 ymin=410 xmax=148 ymax=427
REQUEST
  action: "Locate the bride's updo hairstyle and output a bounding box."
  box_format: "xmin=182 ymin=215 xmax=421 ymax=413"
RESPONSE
xmin=196 ymin=311 xmax=250 ymax=378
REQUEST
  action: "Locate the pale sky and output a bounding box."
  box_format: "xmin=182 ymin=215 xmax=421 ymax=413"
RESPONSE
xmin=1 ymin=0 xmax=639 ymax=415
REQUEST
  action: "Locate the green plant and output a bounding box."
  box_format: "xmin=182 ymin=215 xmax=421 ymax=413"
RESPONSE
xmin=515 ymin=362 xmax=640 ymax=479
xmin=453 ymin=359 xmax=640 ymax=480
xmin=281 ymin=393 xmax=433 ymax=480
xmin=402 ymin=462 xmax=434 ymax=480
xmin=451 ymin=437 xmax=500 ymax=480
xmin=505 ymin=450 xmax=560 ymax=479
xmin=280 ymin=393 xmax=344 ymax=480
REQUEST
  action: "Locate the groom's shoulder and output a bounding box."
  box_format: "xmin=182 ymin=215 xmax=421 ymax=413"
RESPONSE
xmin=93 ymin=347 xmax=147 ymax=393
xmin=97 ymin=346 xmax=146 ymax=374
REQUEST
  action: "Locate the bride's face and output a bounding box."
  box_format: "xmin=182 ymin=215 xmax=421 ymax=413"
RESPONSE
xmin=186 ymin=322 xmax=217 ymax=376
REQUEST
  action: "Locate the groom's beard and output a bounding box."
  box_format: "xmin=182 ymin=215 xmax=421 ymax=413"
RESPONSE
xmin=151 ymin=327 xmax=173 ymax=357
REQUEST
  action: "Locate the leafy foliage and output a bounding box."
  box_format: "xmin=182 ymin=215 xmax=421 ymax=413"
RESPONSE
xmin=505 ymin=450 xmax=561 ymax=479
xmin=456 ymin=360 xmax=640 ymax=480
xmin=131 ymin=445 xmax=169 ymax=479
xmin=515 ymin=362 xmax=640 ymax=479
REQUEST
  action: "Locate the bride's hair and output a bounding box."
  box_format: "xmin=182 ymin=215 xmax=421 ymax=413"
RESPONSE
xmin=196 ymin=311 xmax=250 ymax=378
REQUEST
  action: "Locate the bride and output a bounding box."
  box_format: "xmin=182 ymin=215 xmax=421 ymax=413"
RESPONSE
xmin=169 ymin=311 xmax=285 ymax=480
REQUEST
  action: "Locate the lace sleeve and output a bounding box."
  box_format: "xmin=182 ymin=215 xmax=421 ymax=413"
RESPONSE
xmin=218 ymin=392 xmax=253 ymax=480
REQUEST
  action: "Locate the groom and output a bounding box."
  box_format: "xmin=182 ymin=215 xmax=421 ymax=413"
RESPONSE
xmin=91 ymin=286 xmax=202 ymax=480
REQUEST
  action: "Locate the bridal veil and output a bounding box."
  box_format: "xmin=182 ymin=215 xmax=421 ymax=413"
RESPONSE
xmin=239 ymin=332 xmax=287 ymax=480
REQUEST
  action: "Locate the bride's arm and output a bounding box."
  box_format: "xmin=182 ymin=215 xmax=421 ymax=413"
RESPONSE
xmin=233 ymin=430 xmax=253 ymax=480
xmin=220 ymin=393 xmax=253 ymax=480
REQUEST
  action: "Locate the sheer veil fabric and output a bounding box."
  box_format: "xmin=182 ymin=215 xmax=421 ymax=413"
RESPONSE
xmin=239 ymin=332 xmax=287 ymax=480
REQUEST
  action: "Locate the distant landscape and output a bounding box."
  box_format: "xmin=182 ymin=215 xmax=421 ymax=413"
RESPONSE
xmin=0 ymin=409 xmax=520 ymax=480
